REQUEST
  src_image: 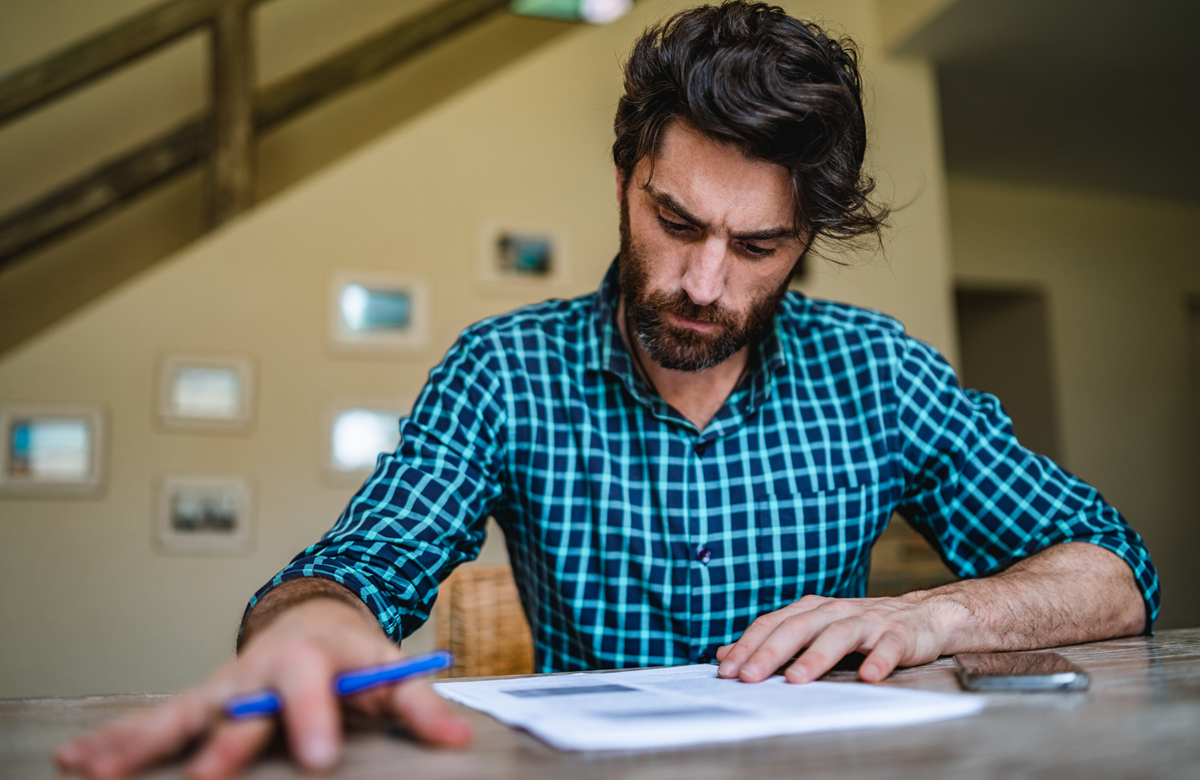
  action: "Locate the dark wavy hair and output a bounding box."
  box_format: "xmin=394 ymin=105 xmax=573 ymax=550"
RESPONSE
xmin=613 ymin=2 xmax=888 ymax=256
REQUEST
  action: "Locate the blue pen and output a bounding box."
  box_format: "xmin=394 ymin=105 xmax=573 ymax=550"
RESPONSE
xmin=223 ymin=650 xmax=454 ymax=720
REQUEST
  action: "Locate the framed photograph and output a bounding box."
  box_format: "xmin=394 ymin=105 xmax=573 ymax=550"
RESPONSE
xmin=479 ymin=220 xmax=570 ymax=288
xmin=157 ymin=476 xmax=252 ymax=554
xmin=0 ymin=404 xmax=105 ymax=496
xmin=325 ymin=401 xmax=412 ymax=479
xmin=329 ymin=272 xmax=430 ymax=353
xmin=158 ymin=354 xmax=255 ymax=432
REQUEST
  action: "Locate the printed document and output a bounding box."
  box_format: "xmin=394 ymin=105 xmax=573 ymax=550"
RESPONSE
xmin=434 ymin=664 xmax=983 ymax=750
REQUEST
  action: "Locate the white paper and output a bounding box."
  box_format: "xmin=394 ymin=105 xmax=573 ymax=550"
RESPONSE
xmin=434 ymin=664 xmax=984 ymax=751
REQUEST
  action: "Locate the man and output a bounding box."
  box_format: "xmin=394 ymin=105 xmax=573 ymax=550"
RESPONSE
xmin=58 ymin=3 xmax=1157 ymax=778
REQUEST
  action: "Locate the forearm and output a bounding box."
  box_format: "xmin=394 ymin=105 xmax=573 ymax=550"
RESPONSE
xmin=239 ymin=577 xmax=380 ymax=651
xmin=910 ymin=542 xmax=1147 ymax=654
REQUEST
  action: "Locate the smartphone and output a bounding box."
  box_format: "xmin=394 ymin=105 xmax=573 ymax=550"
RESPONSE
xmin=954 ymin=651 xmax=1090 ymax=692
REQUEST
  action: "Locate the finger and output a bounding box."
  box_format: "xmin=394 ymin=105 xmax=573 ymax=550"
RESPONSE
xmin=56 ymin=695 xmax=211 ymax=779
xmin=388 ymin=680 xmax=473 ymax=748
xmin=717 ymin=596 xmax=833 ymax=679
xmin=784 ymin=618 xmax=872 ymax=684
xmin=714 ymin=644 xmax=732 ymax=662
xmin=737 ymin=613 xmax=834 ymax=683
xmin=858 ymin=631 xmax=906 ymax=683
xmin=185 ymin=718 xmax=274 ymax=780
xmin=274 ymin=646 xmax=342 ymax=772
xmin=716 ymin=616 xmax=788 ymax=678
xmin=55 ymin=733 xmax=92 ymax=770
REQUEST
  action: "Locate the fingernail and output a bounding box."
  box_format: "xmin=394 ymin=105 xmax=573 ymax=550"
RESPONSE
xmin=789 ymin=667 xmax=808 ymax=683
xmin=436 ymin=718 xmax=474 ymax=748
xmin=717 ymin=661 xmax=736 ymax=677
xmin=303 ymin=735 xmax=336 ymax=771
xmin=55 ymin=744 xmax=80 ymax=766
xmin=92 ymin=756 xmax=122 ymax=780
xmin=740 ymin=663 xmax=759 ymax=679
xmin=188 ymin=753 xmax=219 ymax=780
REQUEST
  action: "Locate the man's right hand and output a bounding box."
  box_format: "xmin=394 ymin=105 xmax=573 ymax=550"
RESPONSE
xmin=54 ymin=583 xmax=472 ymax=779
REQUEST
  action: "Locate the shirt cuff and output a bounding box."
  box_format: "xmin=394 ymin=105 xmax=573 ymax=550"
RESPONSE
xmin=241 ymin=557 xmax=417 ymax=644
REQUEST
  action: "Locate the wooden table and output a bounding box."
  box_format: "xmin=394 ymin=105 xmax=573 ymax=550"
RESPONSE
xmin=4 ymin=629 xmax=1200 ymax=780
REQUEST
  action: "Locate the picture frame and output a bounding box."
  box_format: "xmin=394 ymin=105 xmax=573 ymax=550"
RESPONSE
xmin=157 ymin=476 xmax=253 ymax=554
xmin=329 ymin=272 xmax=430 ymax=353
xmin=324 ymin=400 xmax=412 ymax=481
xmin=157 ymin=354 xmax=255 ymax=432
xmin=0 ymin=404 xmax=106 ymax=496
xmin=479 ymin=220 xmax=570 ymax=289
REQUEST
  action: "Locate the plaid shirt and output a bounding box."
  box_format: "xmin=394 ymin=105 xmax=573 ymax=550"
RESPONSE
xmin=253 ymin=262 xmax=1159 ymax=671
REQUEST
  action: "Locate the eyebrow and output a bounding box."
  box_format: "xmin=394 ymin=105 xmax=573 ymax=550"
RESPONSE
xmin=645 ymin=185 xmax=798 ymax=243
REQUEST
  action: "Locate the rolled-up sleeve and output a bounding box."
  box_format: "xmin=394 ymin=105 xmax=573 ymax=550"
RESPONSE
xmin=892 ymin=337 xmax=1160 ymax=629
xmin=244 ymin=332 xmax=509 ymax=642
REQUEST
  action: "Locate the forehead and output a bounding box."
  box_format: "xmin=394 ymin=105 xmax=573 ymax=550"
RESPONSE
xmin=637 ymin=121 xmax=795 ymax=231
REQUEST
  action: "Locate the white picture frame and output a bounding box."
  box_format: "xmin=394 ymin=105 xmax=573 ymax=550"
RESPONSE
xmin=329 ymin=272 xmax=430 ymax=353
xmin=478 ymin=219 xmax=570 ymax=289
xmin=0 ymin=404 xmax=106 ymax=496
xmin=157 ymin=354 xmax=255 ymax=432
xmin=324 ymin=399 xmax=413 ymax=482
xmin=157 ymin=475 xmax=253 ymax=554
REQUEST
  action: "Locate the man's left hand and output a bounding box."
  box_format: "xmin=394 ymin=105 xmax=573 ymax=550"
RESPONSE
xmin=715 ymin=543 xmax=1146 ymax=685
xmin=714 ymin=592 xmax=961 ymax=684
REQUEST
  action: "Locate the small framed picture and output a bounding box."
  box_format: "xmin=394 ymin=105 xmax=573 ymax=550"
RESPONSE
xmin=0 ymin=404 xmax=105 ymax=496
xmin=157 ymin=476 xmax=252 ymax=554
xmin=158 ymin=354 xmax=255 ymax=432
xmin=479 ymin=221 xmax=569 ymax=288
xmin=329 ymin=272 xmax=430 ymax=353
xmin=325 ymin=401 xmax=411 ymax=479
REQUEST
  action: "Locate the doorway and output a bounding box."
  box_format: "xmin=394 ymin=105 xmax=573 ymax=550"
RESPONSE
xmin=954 ymin=287 xmax=1063 ymax=463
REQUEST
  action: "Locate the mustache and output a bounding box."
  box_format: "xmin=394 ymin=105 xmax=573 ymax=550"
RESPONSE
xmin=640 ymin=289 xmax=739 ymax=330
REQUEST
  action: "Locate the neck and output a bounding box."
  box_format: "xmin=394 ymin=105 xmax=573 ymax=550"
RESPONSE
xmin=617 ymin=298 xmax=750 ymax=431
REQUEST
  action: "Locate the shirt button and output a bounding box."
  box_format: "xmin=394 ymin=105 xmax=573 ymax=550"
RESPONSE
xmin=694 ymin=441 xmax=708 ymax=456
xmin=698 ymin=652 xmax=711 ymax=663
xmin=696 ymin=547 xmax=712 ymax=564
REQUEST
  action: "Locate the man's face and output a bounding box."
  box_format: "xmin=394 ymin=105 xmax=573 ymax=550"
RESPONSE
xmin=618 ymin=121 xmax=805 ymax=372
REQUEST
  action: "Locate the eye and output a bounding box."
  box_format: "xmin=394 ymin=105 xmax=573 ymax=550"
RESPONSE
xmin=740 ymin=242 xmax=777 ymax=259
xmin=657 ymin=215 xmax=696 ymax=236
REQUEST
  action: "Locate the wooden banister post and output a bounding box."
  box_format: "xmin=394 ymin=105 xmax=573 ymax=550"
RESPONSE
xmin=0 ymin=0 xmax=519 ymax=268
xmin=209 ymin=0 xmax=255 ymax=227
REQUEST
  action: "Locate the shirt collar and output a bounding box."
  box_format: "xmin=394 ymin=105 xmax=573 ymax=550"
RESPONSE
xmin=588 ymin=260 xmax=654 ymax=406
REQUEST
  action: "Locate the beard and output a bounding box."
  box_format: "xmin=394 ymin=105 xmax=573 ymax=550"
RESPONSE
xmin=617 ymin=193 xmax=790 ymax=373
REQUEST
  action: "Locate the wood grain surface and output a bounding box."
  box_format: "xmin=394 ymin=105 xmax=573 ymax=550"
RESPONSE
xmin=4 ymin=629 xmax=1199 ymax=780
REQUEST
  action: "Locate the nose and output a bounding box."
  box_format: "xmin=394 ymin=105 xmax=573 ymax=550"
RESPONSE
xmin=680 ymin=237 xmax=727 ymax=307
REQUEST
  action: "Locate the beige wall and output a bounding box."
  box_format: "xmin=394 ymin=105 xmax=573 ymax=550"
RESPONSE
xmin=0 ymin=0 xmax=572 ymax=355
xmin=0 ymin=0 xmax=440 ymax=215
xmin=949 ymin=176 xmax=1200 ymax=630
xmin=0 ymin=0 xmax=954 ymax=697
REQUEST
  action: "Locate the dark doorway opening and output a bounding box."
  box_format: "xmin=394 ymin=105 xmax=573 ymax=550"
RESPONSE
xmin=954 ymin=287 xmax=1063 ymax=464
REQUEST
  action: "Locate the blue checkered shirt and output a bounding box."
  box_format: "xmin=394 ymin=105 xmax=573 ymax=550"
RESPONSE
xmin=252 ymin=262 xmax=1159 ymax=671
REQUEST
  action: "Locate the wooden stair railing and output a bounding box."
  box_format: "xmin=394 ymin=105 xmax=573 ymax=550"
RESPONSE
xmin=0 ymin=0 xmax=512 ymax=270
